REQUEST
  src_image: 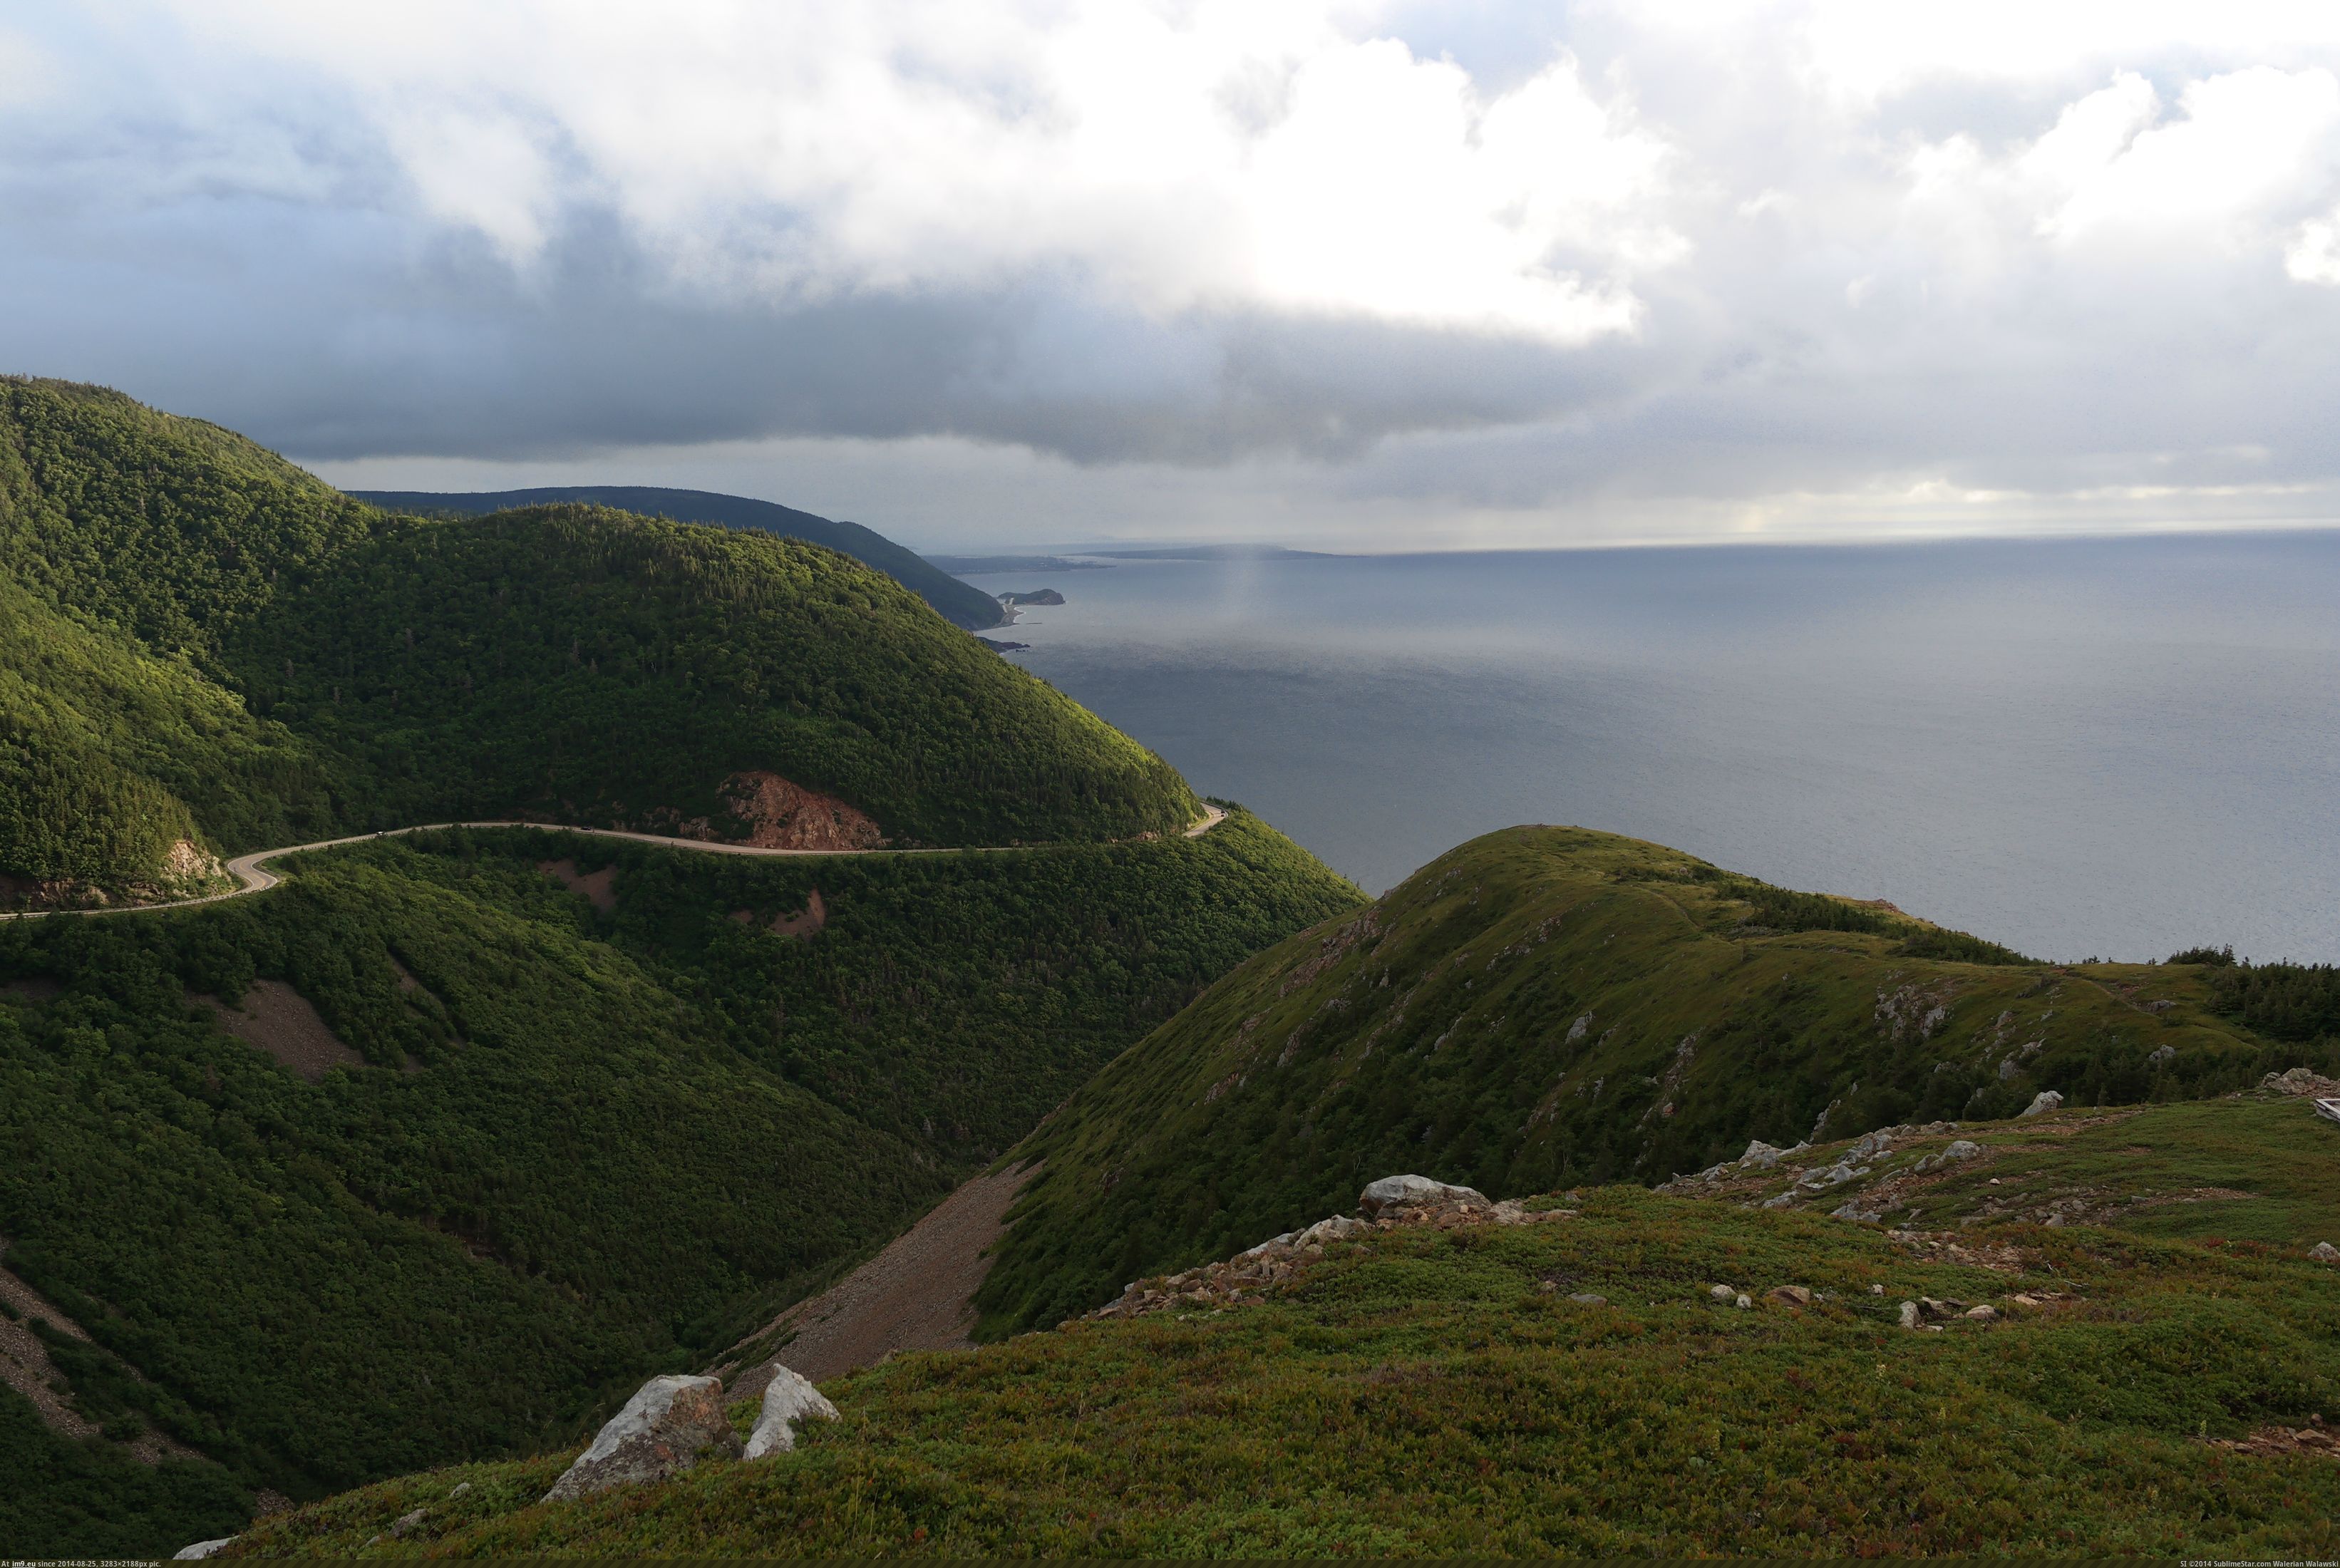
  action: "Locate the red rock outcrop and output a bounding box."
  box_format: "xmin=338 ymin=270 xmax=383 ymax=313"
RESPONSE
xmin=699 ymin=772 xmax=884 ymax=850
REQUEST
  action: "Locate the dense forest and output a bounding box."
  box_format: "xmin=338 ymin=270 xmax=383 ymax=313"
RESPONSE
xmin=0 ymin=378 xmax=1197 ymax=899
xmin=0 ymin=815 xmax=1359 ymax=1555
xmin=974 ymin=827 xmax=2325 ymax=1337
xmin=349 ymin=485 xmax=1007 ymax=631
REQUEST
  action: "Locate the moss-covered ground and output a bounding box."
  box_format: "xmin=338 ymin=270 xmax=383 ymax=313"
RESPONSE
xmin=227 ymin=1096 xmax=2340 ymax=1557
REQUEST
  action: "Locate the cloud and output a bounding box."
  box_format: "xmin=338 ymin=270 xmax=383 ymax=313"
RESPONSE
xmin=7 ymin=1 xmax=2340 ymax=543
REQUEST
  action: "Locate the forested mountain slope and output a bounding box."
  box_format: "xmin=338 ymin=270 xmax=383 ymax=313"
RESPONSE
xmin=0 ymin=378 xmax=1196 ymax=902
xmin=0 ymin=815 xmax=1361 ymax=1557
xmin=349 ymin=485 xmax=1004 ymax=632
xmin=975 ymin=826 xmax=2329 ymax=1335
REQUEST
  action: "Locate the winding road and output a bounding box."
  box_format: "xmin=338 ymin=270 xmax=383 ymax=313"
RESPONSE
xmin=0 ymin=805 xmax=1229 ymax=923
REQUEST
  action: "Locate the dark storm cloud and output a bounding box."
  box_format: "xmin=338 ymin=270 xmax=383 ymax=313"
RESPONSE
xmin=9 ymin=2 xmax=2340 ymax=542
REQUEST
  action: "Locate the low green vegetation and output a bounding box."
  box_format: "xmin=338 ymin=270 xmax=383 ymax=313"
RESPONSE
xmin=1679 ymin=1095 xmax=2340 ymax=1249
xmin=223 ymin=1096 xmax=2340 ymax=1557
xmin=0 ymin=816 xmax=1356 ymax=1557
xmin=0 ymin=377 xmax=1197 ymax=899
xmin=976 ymin=827 xmax=2326 ymax=1336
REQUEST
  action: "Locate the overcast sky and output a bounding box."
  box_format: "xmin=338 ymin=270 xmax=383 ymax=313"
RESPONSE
xmin=11 ymin=3 xmax=2340 ymax=550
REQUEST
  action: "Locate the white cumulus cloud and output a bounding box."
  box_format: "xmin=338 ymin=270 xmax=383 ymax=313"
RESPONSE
xmin=9 ymin=0 xmax=2340 ymax=545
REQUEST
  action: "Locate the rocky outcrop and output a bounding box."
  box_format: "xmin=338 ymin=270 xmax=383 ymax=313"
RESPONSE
xmin=172 ymin=1537 xmax=234 ymax=1559
xmin=542 ymin=1375 xmax=741 ymax=1502
xmin=2020 ymin=1090 xmax=2063 ymax=1118
xmin=743 ymin=1366 xmax=839 ymax=1460
xmin=2262 ymin=1067 xmax=2340 ymax=1098
xmin=159 ymin=838 xmax=221 ymax=882
xmin=1357 ymin=1174 xmax=1489 ymax=1219
xmin=711 ymin=772 xmax=884 ymax=850
xmin=1088 ymin=1175 xmax=1569 ymax=1323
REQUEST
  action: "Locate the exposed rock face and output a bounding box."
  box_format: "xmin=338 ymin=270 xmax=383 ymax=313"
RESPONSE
xmin=711 ymin=772 xmax=884 ymax=850
xmin=160 ymin=839 xmax=222 ymax=884
xmin=1358 ymin=1174 xmax=1490 ymax=1219
xmin=2020 ymin=1090 xmax=2063 ymax=1118
xmin=172 ymin=1537 xmax=234 ymax=1559
xmin=542 ymin=1375 xmax=741 ymax=1502
xmin=538 ymin=859 xmax=617 ymax=913
xmin=743 ymin=1366 xmax=840 ymax=1460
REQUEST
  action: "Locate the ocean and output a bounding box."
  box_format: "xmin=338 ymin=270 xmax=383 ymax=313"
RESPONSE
xmin=963 ymin=531 xmax=2340 ymax=964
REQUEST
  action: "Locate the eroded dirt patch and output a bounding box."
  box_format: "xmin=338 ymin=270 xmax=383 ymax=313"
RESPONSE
xmin=730 ymin=887 xmax=828 ymax=937
xmin=0 ymin=1240 xmax=200 ymax=1463
xmin=200 ymin=981 xmax=365 ymax=1082
xmin=0 ymin=1242 xmax=96 ymax=1443
xmin=538 ymin=858 xmax=617 ymax=913
xmin=714 ymin=1162 xmax=1038 ymax=1397
xmin=2212 ymin=1421 xmax=2339 ymax=1461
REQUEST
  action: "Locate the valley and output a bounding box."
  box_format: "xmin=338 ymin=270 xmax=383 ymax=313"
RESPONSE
xmin=1 ymin=378 xmax=2333 ymax=1561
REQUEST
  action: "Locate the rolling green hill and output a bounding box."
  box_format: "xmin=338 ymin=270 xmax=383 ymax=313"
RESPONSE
xmin=348 ymin=486 xmax=1006 ymax=632
xmin=974 ymin=825 xmax=2329 ymax=1336
xmin=0 ymin=815 xmax=1359 ymax=1557
xmin=0 ymin=378 xmax=1197 ymax=902
xmin=215 ymin=1093 xmax=2340 ymax=1558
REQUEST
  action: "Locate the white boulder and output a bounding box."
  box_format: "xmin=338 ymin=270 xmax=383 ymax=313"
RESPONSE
xmin=174 ymin=1539 xmax=235 ymax=1560
xmin=543 ymin=1374 xmax=741 ymax=1502
xmin=1357 ymin=1174 xmax=1489 ymax=1218
xmin=743 ymin=1365 xmax=840 ymax=1460
xmin=2020 ymin=1090 xmax=2063 ymax=1118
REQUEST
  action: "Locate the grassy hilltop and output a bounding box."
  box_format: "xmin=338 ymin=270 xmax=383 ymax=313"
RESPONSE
xmin=976 ymin=825 xmax=2331 ymax=1335
xmin=222 ymin=1093 xmax=2340 ymax=1557
xmin=0 ymin=378 xmax=1197 ymax=901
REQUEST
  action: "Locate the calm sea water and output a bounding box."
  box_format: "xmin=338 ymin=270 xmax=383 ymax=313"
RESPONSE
xmin=966 ymin=532 xmax=2340 ymax=964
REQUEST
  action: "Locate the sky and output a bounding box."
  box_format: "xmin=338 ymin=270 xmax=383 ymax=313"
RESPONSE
xmin=10 ymin=2 xmax=2340 ymax=550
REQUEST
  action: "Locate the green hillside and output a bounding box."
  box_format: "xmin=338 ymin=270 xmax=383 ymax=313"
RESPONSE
xmin=0 ymin=378 xmax=1197 ymax=902
xmin=217 ymin=1095 xmax=2340 ymax=1558
xmin=974 ymin=826 xmax=2328 ymax=1335
xmin=348 ymin=485 xmax=1006 ymax=632
xmin=0 ymin=816 xmax=1359 ymax=1557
